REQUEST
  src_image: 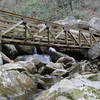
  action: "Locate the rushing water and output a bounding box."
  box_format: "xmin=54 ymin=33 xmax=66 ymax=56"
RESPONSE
xmin=16 ymin=54 xmax=51 ymax=64
xmin=32 ymin=54 xmax=51 ymax=64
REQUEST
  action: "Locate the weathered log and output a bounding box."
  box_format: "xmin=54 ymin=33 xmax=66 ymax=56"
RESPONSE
xmin=0 ymin=51 xmax=14 ymax=63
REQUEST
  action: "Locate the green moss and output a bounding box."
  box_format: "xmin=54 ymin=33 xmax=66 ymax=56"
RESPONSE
xmin=0 ymin=83 xmax=17 ymax=96
xmin=70 ymin=89 xmax=83 ymax=100
xmin=88 ymin=74 xmax=100 ymax=81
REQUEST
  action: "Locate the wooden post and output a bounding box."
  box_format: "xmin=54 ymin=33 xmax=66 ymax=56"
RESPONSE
xmin=0 ymin=33 xmax=2 ymax=51
xmin=79 ymin=30 xmax=81 ymax=47
xmin=22 ymin=19 xmax=27 ymax=41
xmin=90 ymin=33 xmax=92 ymax=47
xmin=63 ymin=26 xmax=70 ymax=46
xmin=46 ymin=24 xmax=50 ymax=44
xmin=25 ymin=24 xmax=27 ymax=41
xmin=26 ymin=24 xmax=34 ymax=41
xmin=63 ymin=27 xmax=68 ymax=45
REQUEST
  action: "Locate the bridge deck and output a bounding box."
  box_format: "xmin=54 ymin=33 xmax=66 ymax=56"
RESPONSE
xmin=0 ymin=10 xmax=100 ymax=49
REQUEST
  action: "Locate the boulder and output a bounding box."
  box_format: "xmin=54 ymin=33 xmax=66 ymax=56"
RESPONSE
xmin=40 ymin=62 xmax=64 ymax=75
xmin=78 ymin=21 xmax=89 ymax=30
xmin=31 ymin=58 xmax=45 ymax=70
xmin=0 ymin=67 xmax=36 ymax=99
xmin=49 ymin=47 xmax=72 ymax=62
xmin=89 ymin=17 xmax=100 ymax=33
xmin=56 ymin=56 xmax=76 ymax=68
xmin=55 ymin=16 xmax=80 ymax=26
xmin=15 ymin=56 xmax=46 ymax=71
xmin=0 ymin=61 xmax=49 ymax=99
xmin=64 ymin=60 xmax=98 ymax=75
xmin=0 ymin=61 xmax=37 ymax=74
xmin=79 ymin=60 xmax=98 ymax=73
xmin=18 ymin=61 xmax=37 ymax=73
xmin=36 ymin=73 xmax=100 ymax=100
xmin=51 ymin=69 xmax=68 ymax=76
xmin=2 ymin=44 xmax=18 ymax=58
xmin=15 ymin=45 xmax=34 ymax=55
xmin=88 ymin=42 xmax=100 ymax=59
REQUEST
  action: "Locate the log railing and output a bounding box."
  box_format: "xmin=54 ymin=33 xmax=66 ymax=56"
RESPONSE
xmin=0 ymin=10 xmax=100 ymax=49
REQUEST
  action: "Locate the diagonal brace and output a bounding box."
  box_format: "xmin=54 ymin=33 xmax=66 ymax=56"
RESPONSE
xmin=1 ymin=20 xmax=23 ymax=36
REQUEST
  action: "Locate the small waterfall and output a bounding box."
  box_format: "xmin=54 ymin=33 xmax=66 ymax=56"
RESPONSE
xmin=49 ymin=47 xmax=56 ymax=52
xmin=33 ymin=46 xmax=37 ymax=54
xmin=16 ymin=47 xmax=76 ymax=64
xmin=32 ymin=54 xmax=51 ymax=64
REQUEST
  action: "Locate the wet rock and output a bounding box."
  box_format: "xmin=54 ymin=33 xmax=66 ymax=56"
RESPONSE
xmin=51 ymin=69 xmax=68 ymax=76
xmin=18 ymin=61 xmax=37 ymax=73
xmin=49 ymin=47 xmax=73 ymax=62
xmin=40 ymin=62 xmax=64 ymax=75
xmin=49 ymin=47 xmax=76 ymax=66
xmin=66 ymin=62 xmax=81 ymax=75
xmin=88 ymin=42 xmax=100 ymax=59
xmin=31 ymin=58 xmax=45 ymax=70
xmin=36 ymin=74 xmax=100 ymax=100
xmin=56 ymin=56 xmax=76 ymax=68
xmin=15 ymin=45 xmax=33 ymax=55
xmin=39 ymin=75 xmax=63 ymax=89
xmin=2 ymin=44 xmax=18 ymax=57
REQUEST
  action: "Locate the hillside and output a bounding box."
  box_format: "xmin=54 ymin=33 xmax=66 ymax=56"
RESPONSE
xmin=0 ymin=0 xmax=100 ymax=21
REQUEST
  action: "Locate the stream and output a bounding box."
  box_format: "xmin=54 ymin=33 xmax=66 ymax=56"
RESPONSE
xmin=0 ymin=47 xmax=99 ymax=100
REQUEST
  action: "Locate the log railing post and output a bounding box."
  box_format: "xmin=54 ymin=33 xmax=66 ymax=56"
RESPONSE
xmin=22 ymin=18 xmax=27 ymax=41
xmin=0 ymin=33 xmax=2 ymax=51
xmin=63 ymin=27 xmax=68 ymax=45
xmin=46 ymin=24 xmax=50 ymax=44
xmin=90 ymin=33 xmax=92 ymax=47
xmin=79 ymin=30 xmax=81 ymax=47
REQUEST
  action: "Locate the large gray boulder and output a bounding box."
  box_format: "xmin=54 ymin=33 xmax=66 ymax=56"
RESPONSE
xmin=40 ymin=62 xmax=64 ymax=75
xmin=89 ymin=17 xmax=100 ymax=34
xmin=36 ymin=73 xmax=100 ymax=100
xmin=88 ymin=42 xmax=100 ymax=59
xmin=78 ymin=21 xmax=89 ymax=30
xmin=0 ymin=61 xmax=37 ymax=74
xmin=55 ymin=16 xmax=80 ymax=26
xmin=48 ymin=47 xmax=76 ymax=63
xmin=0 ymin=62 xmax=37 ymax=99
xmin=56 ymin=56 xmax=76 ymax=68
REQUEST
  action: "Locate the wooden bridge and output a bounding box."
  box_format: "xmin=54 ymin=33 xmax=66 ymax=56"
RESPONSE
xmin=0 ymin=10 xmax=100 ymax=50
